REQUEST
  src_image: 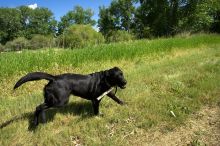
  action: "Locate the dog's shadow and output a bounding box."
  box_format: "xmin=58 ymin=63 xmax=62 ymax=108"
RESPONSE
xmin=0 ymin=101 xmax=93 ymax=131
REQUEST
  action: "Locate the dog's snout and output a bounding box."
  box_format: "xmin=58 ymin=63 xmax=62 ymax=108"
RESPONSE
xmin=121 ymin=79 xmax=127 ymax=87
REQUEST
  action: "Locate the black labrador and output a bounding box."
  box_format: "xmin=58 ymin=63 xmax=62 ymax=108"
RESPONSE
xmin=14 ymin=67 xmax=127 ymax=126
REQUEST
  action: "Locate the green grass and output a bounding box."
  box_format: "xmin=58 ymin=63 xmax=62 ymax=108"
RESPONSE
xmin=0 ymin=34 xmax=220 ymax=145
xmin=0 ymin=33 xmax=220 ymax=79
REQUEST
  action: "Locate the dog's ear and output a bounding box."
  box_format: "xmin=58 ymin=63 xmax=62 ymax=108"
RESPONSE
xmin=105 ymin=70 xmax=110 ymax=77
xmin=106 ymin=68 xmax=115 ymax=78
xmin=113 ymin=66 xmax=119 ymax=70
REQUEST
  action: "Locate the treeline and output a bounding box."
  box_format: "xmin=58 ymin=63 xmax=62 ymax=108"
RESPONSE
xmin=0 ymin=0 xmax=220 ymax=51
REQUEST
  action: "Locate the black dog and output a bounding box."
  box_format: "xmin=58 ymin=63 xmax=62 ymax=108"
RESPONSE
xmin=14 ymin=67 xmax=127 ymax=126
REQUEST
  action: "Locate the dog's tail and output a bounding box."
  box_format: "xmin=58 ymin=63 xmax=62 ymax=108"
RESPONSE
xmin=14 ymin=72 xmax=55 ymax=89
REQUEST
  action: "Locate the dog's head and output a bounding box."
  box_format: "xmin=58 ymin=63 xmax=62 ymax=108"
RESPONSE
xmin=105 ymin=67 xmax=127 ymax=89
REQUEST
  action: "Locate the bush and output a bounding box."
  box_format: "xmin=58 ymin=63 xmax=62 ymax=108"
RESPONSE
xmin=5 ymin=37 xmax=29 ymax=51
xmin=0 ymin=44 xmax=4 ymax=52
xmin=57 ymin=25 xmax=105 ymax=49
xmin=29 ymin=35 xmax=55 ymax=50
xmin=106 ymin=30 xmax=135 ymax=43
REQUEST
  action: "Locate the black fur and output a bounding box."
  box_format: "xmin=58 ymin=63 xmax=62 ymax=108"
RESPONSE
xmin=14 ymin=67 xmax=127 ymax=126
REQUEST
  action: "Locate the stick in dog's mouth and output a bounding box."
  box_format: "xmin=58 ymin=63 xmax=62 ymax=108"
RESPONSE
xmin=97 ymin=87 xmax=114 ymax=101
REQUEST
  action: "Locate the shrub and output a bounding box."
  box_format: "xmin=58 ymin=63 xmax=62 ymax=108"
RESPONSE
xmin=29 ymin=35 xmax=55 ymax=50
xmin=106 ymin=30 xmax=135 ymax=43
xmin=5 ymin=37 xmax=29 ymax=51
xmin=0 ymin=44 xmax=4 ymax=52
xmin=57 ymin=24 xmax=105 ymax=49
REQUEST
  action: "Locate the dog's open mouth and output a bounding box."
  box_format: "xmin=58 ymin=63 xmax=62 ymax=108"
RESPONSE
xmin=120 ymin=85 xmax=126 ymax=89
xmin=119 ymin=82 xmax=127 ymax=89
xmin=118 ymin=79 xmax=127 ymax=89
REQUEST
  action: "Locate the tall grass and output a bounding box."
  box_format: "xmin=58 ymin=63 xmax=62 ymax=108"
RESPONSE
xmin=0 ymin=34 xmax=220 ymax=80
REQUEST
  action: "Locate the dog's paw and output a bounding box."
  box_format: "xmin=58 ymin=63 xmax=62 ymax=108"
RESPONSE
xmin=119 ymin=101 xmax=125 ymax=105
xmin=33 ymin=121 xmax=38 ymax=127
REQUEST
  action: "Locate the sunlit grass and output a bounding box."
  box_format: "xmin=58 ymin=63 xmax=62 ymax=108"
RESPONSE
xmin=0 ymin=34 xmax=220 ymax=79
xmin=0 ymin=34 xmax=220 ymax=145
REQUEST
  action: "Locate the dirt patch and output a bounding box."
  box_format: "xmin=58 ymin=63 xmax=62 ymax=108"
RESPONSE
xmin=145 ymin=105 xmax=220 ymax=146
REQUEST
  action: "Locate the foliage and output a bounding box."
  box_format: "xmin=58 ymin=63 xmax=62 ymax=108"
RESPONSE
xmin=211 ymin=10 xmax=220 ymax=33
xmin=179 ymin=0 xmax=220 ymax=33
xmin=135 ymin=0 xmax=168 ymax=36
xmin=100 ymin=0 xmax=220 ymax=38
xmin=109 ymin=0 xmax=135 ymax=31
xmin=58 ymin=6 xmax=96 ymax=35
xmin=29 ymin=35 xmax=55 ymax=49
xmin=19 ymin=6 xmax=57 ymax=38
xmin=1 ymin=1 xmax=220 ymax=46
xmin=106 ymin=30 xmax=135 ymax=43
xmin=0 ymin=6 xmax=56 ymax=45
xmin=57 ymin=25 xmax=104 ymax=49
xmin=0 ymin=44 xmax=4 ymax=52
xmin=98 ymin=6 xmax=116 ymax=36
xmin=5 ymin=37 xmax=29 ymax=51
xmin=98 ymin=0 xmax=135 ymax=36
xmin=0 ymin=8 xmax=22 ymax=44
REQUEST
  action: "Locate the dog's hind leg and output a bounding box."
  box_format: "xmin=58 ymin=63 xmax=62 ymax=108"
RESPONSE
xmin=34 ymin=103 xmax=51 ymax=126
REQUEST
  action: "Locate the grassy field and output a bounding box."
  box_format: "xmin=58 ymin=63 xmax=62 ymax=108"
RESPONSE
xmin=0 ymin=34 xmax=220 ymax=145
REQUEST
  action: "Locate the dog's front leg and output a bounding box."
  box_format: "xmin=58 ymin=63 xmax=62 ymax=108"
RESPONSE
xmin=107 ymin=91 xmax=124 ymax=105
xmin=92 ymin=100 xmax=100 ymax=115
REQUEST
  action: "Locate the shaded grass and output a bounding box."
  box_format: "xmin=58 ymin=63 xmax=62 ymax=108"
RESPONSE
xmin=0 ymin=34 xmax=220 ymax=145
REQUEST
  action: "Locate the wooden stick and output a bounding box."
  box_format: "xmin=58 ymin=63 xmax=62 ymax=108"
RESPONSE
xmin=97 ymin=87 xmax=114 ymax=101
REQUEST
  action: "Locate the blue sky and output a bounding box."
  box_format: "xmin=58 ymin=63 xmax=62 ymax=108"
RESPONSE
xmin=0 ymin=0 xmax=112 ymax=21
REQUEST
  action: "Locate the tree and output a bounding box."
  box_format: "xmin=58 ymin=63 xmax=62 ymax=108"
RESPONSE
xmin=58 ymin=6 xmax=96 ymax=35
xmin=110 ymin=0 xmax=135 ymax=32
xmin=0 ymin=8 xmax=22 ymax=44
xmin=134 ymin=0 xmax=170 ymax=37
xmin=211 ymin=10 xmax=220 ymax=33
xmin=178 ymin=0 xmax=220 ymax=32
xmin=28 ymin=7 xmax=57 ymax=37
xmin=18 ymin=6 xmax=32 ymax=38
xmin=18 ymin=6 xmax=57 ymax=39
xmin=98 ymin=0 xmax=135 ymax=36
xmin=167 ymin=0 xmax=179 ymax=34
xmin=98 ymin=6 xmax=116 ymax=36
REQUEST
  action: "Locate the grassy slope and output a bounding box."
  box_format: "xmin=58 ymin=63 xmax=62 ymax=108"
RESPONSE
xmin=0 ymin=34 xmax=220 ymax=145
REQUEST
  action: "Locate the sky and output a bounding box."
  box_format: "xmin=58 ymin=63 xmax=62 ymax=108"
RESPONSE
xmin=0 ymin=0 xmax=112 ymax=22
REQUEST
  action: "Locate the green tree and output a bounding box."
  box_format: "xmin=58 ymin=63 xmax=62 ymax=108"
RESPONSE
xmin=28 ymin=7 xmax=57 ymax=37
xmin=58 ymin=6 xmax=96 ymax=35
xmin=98 ymin=6 xmax=116 ymax=36
xmin=18 ymin=6 xmax=32 ymax=38
xmin=179 ymin=0 xmax=220 ymax=32
xmin=110 ymin=0 xmax=135 ymax=32
xmin=167 ymin=0 xmax=179 ymax=34
xmin=0 ymin=6 xmax=57 ymax=44
xmin=98 ymin=0 xmax=135 ymax=36
xmin=0 ymin=8 xmax=22 ymax=44
xmin=211 ymin=10 xmax=220 ymax=33
xmin=18 ymin=6 xmax=57 ymax=39
xmin=134 ymin=0 xmax=170 ymax=37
